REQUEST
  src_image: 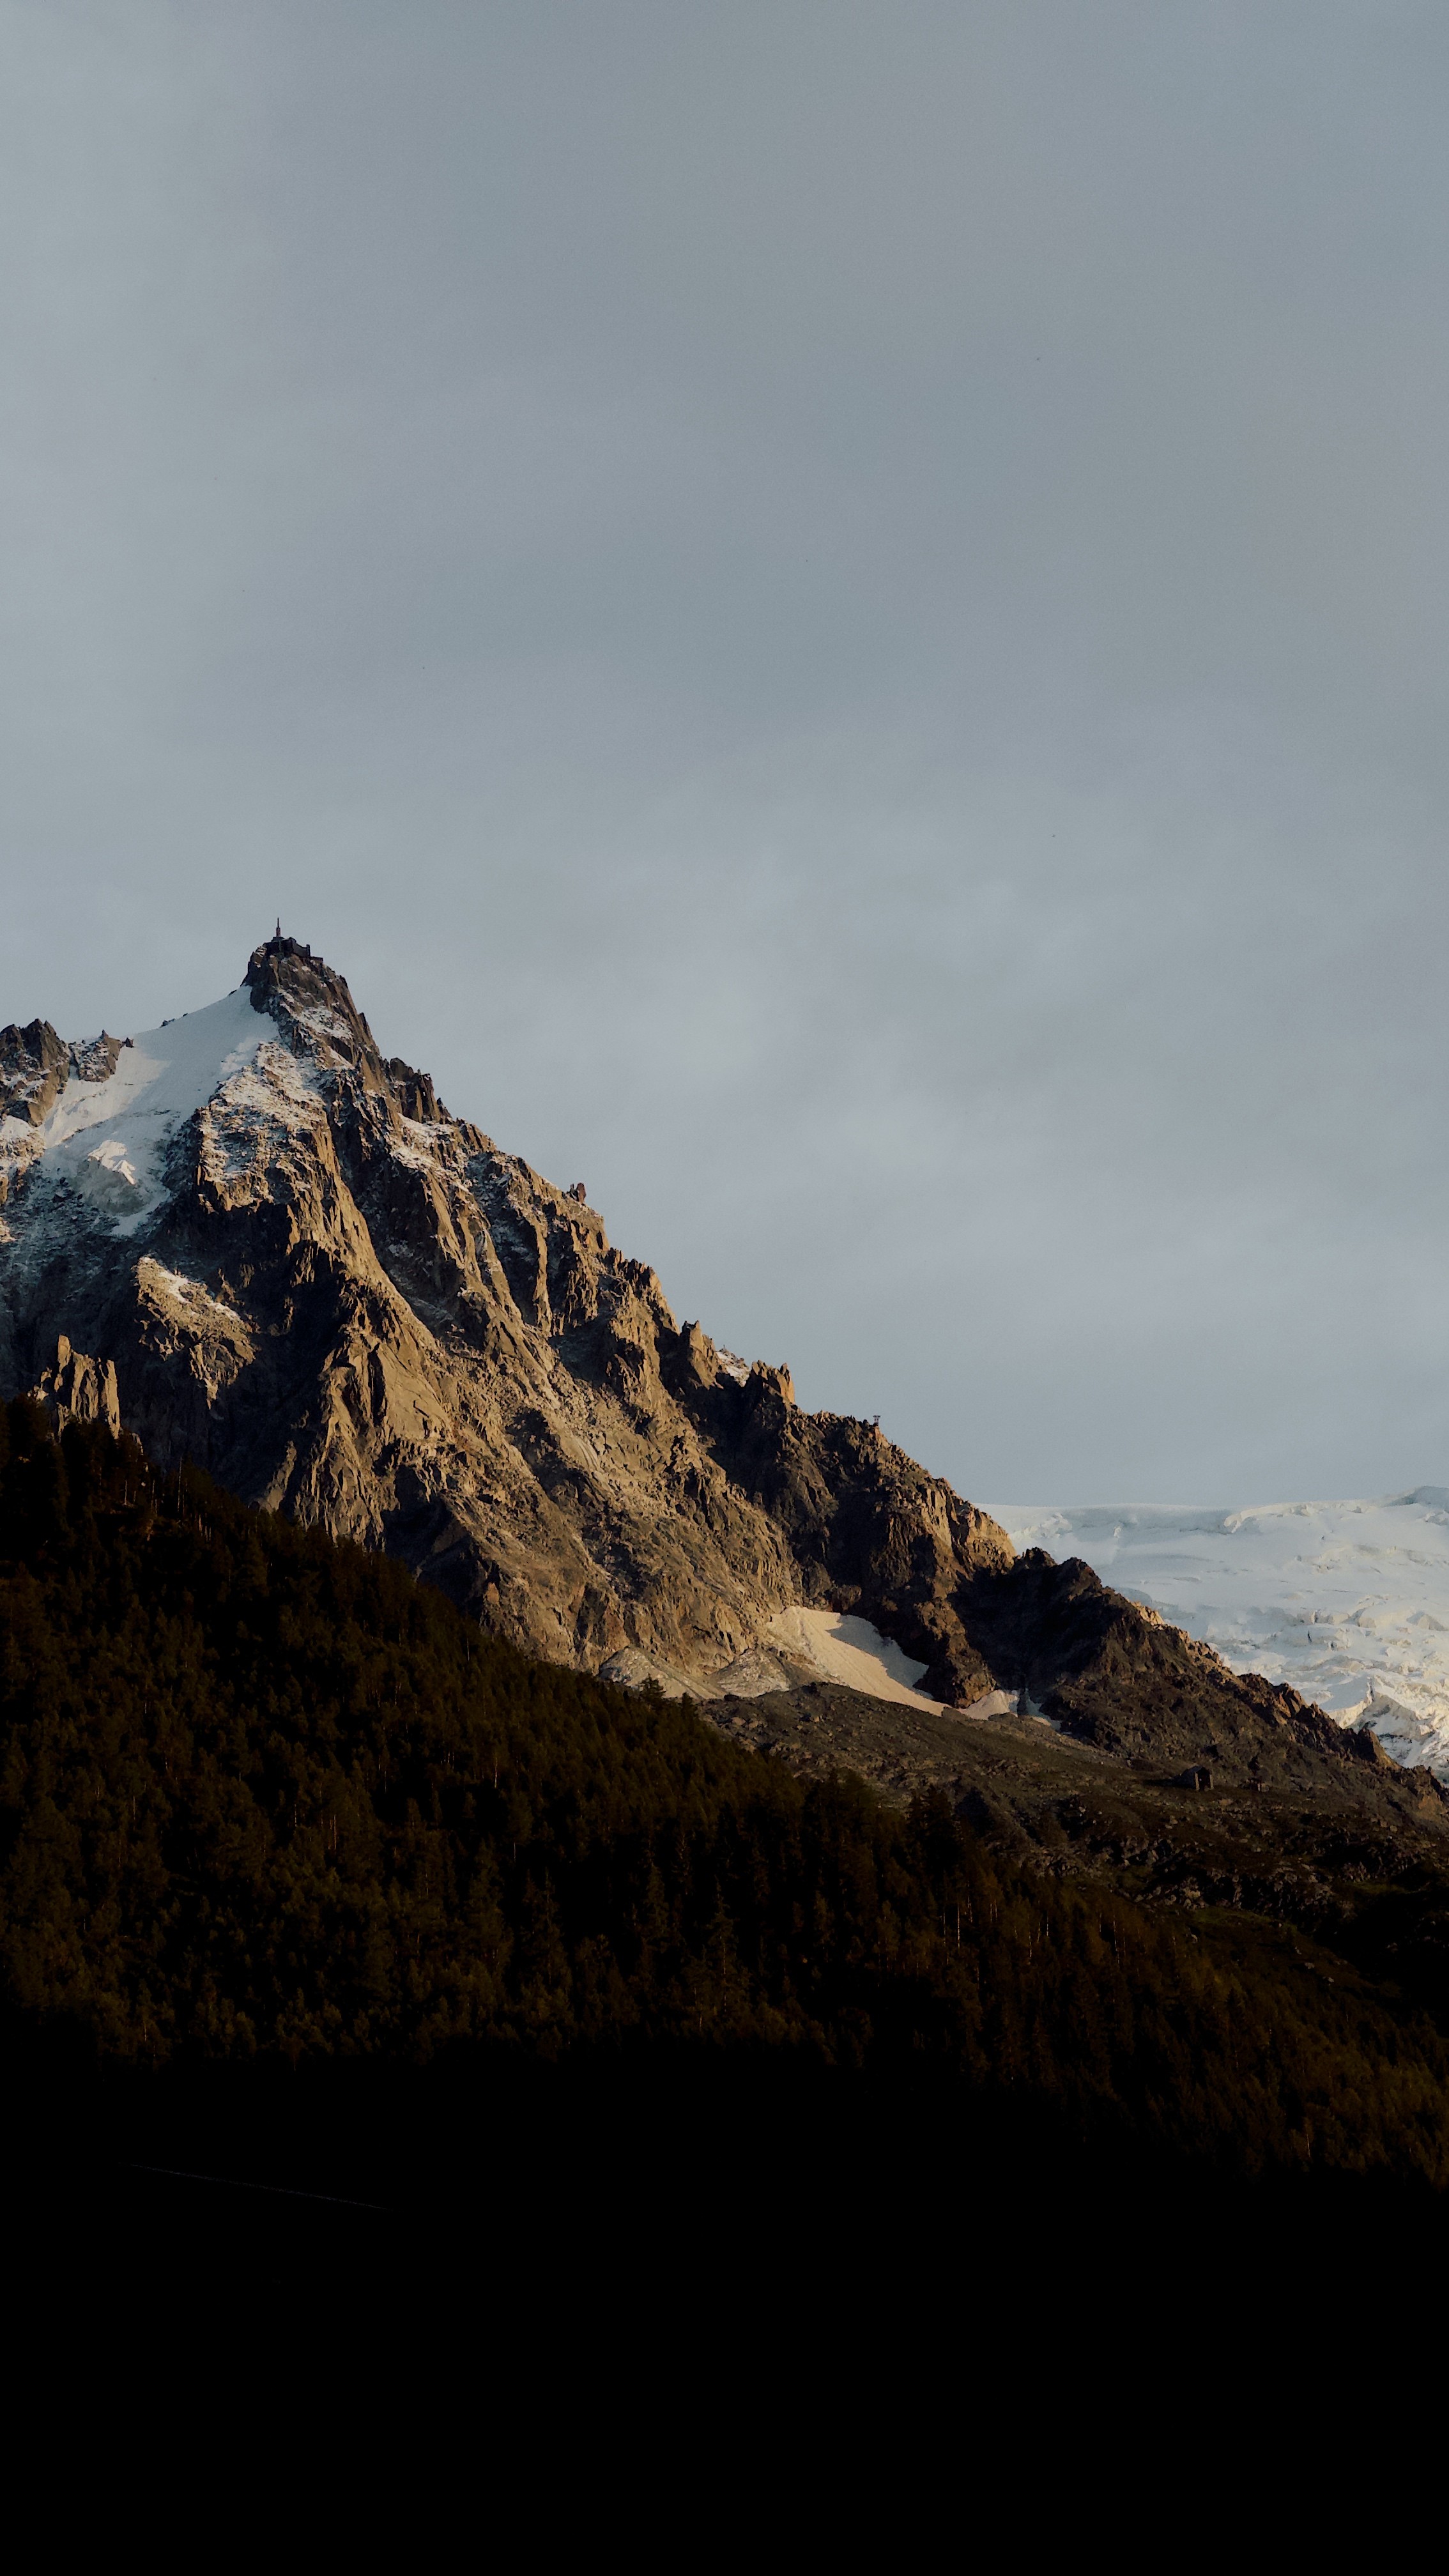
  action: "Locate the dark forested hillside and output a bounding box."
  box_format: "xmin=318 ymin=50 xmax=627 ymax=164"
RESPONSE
xmin=3 ymin=1397 xmax=1449 ymax=2195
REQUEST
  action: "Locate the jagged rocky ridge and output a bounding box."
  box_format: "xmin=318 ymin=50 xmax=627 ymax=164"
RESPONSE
xmin=0 ymin=935 xmax=1413 ymax=1800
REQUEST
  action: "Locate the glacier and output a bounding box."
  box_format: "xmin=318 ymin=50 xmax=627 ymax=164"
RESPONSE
xmin=0 ymin=988 xmax=279 ymax=1239
xmin=992 ymin=1495 xmax=1449 ymax=1779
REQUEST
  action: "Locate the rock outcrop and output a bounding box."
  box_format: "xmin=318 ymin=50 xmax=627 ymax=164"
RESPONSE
xmin=0 ymin=1021 xmax=121 ymax=1143
xmin=32 ymin=1336 xmax=121 ymax=1435
xmin=0 ymin=932 xmax=1402 ymax=1793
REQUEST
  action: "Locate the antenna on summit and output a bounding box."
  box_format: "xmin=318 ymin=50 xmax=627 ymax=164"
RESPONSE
xmin=275 ymin=917 xmax=282 ymax=944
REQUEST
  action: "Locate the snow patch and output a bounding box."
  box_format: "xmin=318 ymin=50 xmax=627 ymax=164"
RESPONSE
xmin=599 ymin=1613 xmax=942 ymax=1712
xmin=390 ymin=1115 xmax=452 ymax=1176
xmin=75 ymin=1140 xmax=144 ymax=1213
xmin=960 ymin=1687 xmax=1021 ymax=1722
xmin=201 ymin=1042 xmax=328 ymax=1181
xmin=765 ymin=1606 xmax=940 ymax=1710
xmin=138 ymin=1259 xmax=248 ymax=1335
xmin=290 ymin=1003 xmax=354 ymax=1046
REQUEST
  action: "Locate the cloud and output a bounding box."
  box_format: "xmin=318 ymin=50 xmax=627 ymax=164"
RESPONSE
xmin=1 ymin=1 xmax=1445 ymax=1499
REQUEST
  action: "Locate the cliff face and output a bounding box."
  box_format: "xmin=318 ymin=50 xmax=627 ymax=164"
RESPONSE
xmin=0 ymin=937 xmax=1013 ymax=1702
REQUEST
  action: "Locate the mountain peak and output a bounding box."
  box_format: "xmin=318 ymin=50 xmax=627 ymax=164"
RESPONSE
xmin=1 ymin=939 xmax=1401 ymax=1806
xmin=0 ymin=938 xmax=1023 ymax=1703
xmin=243 ymin=931 xmax=388 ymax=1085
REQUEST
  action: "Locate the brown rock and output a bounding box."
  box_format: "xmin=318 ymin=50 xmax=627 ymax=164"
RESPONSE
xmin=33 ymin=1337 xmax=120 ymax=1434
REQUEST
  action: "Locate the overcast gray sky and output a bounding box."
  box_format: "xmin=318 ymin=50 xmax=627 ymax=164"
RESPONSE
xmin=3 ymin=1 xmax=1447 ymax=1503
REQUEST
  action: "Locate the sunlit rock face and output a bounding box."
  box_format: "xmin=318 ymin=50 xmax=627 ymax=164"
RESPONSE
xmin=0 ymin=934 xmax=1014 ymax=1704
xmin=32 ymin=1335 xmax=119 ymax=1435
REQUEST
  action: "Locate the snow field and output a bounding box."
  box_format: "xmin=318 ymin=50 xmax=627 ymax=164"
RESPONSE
xmin=992 ymin=1496 xmax=1449 ymax=1777
xmin=765 ymin=1606 xmax=940 ymax=1708
xmin=13 ymin=988 xmax=329 ymax=1230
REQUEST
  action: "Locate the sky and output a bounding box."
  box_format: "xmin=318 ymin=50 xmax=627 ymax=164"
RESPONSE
xmin=2 ymin=1 xmax=1448 ymax=1504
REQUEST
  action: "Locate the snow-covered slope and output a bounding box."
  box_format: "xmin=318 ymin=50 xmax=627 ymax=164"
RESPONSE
xmin=992 ymin=1497 xmax=1449 ymax=1777
xmin=0 ymin=989 xmax=286 ymax=1236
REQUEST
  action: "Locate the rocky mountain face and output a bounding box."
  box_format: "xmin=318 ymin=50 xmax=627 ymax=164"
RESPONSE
xmin=0 ymin=933 xmax=1411 ymax=1805
xmin=1 ymin=1020 xmax=121 ymax=1128
xmin=0 ymin=937 xmax=1009 ymax=1694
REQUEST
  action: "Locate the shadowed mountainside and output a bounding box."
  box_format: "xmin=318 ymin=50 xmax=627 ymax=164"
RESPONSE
xmin=6 ymin=1403 xmax=1449 ymax=2204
